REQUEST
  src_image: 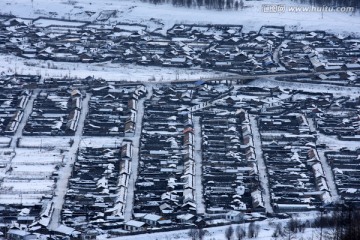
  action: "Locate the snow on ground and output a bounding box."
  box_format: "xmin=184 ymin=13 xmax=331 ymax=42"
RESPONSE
xmin=0 ymin=194 xmax=45 ymax=205
xmin=0 ymin=137 xmax=11 ymax=147
xmin=80 ymin=137 xmax=124 ymax=148
xmin=11 ymin=148 xmax=64 ymax=164
xmin=0 ymin=148 xmax=62 ymax=206
xmin=10 ymin=89 xmax=39 ymax=148
xmin=0 ymin=0 xmax=359 ymax=36
xmin=193 ymin=116 xmax=206 ymax=215
xmin=18 ymin=137 xmax=72 ymax=148
xmin=249 ymin=77 xmax=360 ymax=97
xmin=12 ymin=164 xmax=55 ymax=174
xmin=102 ymin=211 xmax=321 ymax=240
xmin=2 ymin=179 xmax=54 ymax=192
xmin=33 ymin=18 xmax=86 ymax=27
xmin=316 ymin=132 xmax=360 ymax=151
xmin=0 ymin=54 xmax=231 ymax=82
xmin=0 ymin=149 xmax=15 ymax=178
xmin=307 ymin=117 xmax=360 ymax=151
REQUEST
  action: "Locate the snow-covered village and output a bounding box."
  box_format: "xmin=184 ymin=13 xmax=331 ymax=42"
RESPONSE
xmin=0 ymin=0 xmax=360 ymax=239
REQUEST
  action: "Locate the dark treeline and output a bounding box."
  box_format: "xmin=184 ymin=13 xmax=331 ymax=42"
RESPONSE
xmin=313 ymin=206 xmax=360 ymax=240
xmin=143 ymin=0 xmax=359 ymax=11
xmin=143 ymin=0 xmax=244 ymax=10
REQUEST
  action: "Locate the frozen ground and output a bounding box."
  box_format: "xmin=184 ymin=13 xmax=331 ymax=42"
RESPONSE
xmin=18 ymin=137 xmax=72 ymax=148
xmin=0 ymin=0 xmax=359 ymax=36
xmin=0 ymin=137 xmax=11 ymax=147
xmin=0 ymin=55 xmax=230 ymax=82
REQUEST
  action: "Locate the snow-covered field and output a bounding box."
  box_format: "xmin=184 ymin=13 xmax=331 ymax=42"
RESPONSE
xmin=0 ymin=54 xmax=230 ymax=82
xmin=0 ymin=148 xmax=64 ymax=204
xmin=0 ymin=0 xmax=359 ymax=36
xmin=80 ymin=137 xmax=124 ymax=148
xmin=18 ymin=137 xmax=72 ymax=148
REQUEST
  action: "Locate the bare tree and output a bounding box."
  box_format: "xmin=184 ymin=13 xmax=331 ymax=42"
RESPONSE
xmin=239 ymin=0 xmax=244 ymax=9
xmin=272 ymin=222 xmax=285 ymax=239
xmin=255 ymin=224 xmax=261 ymax=237
xmin=188 ymin=228 xmax=198 ymax=240
xmin=225 ymin=225 xmax=234 ymax=240
xmin=188 ymin=227 xmax=207 ymax=240
xmin=235 ymin=225 xmax=246 ymax=240
xmin=198 ymin=227 xmax=206 ymax=240
xmin=248 ymin=222 xmax=256 ymax=238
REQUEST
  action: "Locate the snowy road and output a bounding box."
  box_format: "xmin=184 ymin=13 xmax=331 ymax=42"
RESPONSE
xmin=5 ymin=89 xmax=39 ymax=174
xmin=249 ymin=115 xmax=274 ymax=214
xmin=124 ymin=84 xmax=153 ymax=221
xmin=193 ymin=116 xmax=205 ymax=215
xmin=10 ymin=89 xmax=39 ymax=148
xmin=48 ymin=93 xmax=90 ymax=230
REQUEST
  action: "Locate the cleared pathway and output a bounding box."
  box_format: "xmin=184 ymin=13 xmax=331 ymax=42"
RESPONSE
xmin=249 ymin=115 xmax=274 ymax=213
xmin=10 ymin=89 xmax=39 ymax=148
xmin=193 ymin=116 xmax=205 ymax=214
xmin=124 ymin=84 xmax=153 ymax=221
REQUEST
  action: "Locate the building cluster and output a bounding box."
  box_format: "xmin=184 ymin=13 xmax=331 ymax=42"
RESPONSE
xmin=258 ymin=114 xmax=331 ymax=211
xmin=0 ymin=75 xmax=38 ymax=135
xmin=279 ymin=31 xmax=360 ymax=72
xmin=0 ymin=72 xmax=359 ymax=239
xmin=62 ymin=143 xmax=131 ymax=230
xmin=326 ymin=149 xmax=360 ymax=206
xmin=200 ymin=105 xmax=262 ymax=213
xmin=24 ymin=89 xmax=83 ymax=136
xmin=131 ymin=85 xmax=198 ymax=231
xmin=1 ymin=16 xmax=359 ymax=75
xmin=85 ymin=84 xmax=146 ymax=136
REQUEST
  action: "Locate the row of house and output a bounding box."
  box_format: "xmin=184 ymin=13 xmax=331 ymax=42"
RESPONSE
xmin=259 ymin=114 xmax=332 ymax=211
xmin=326 ymin=149 xmax=360 ymax=206
xmin=0 ymin=89 xmax=30 ymax=135
xmin=62 ymin=142 xmax=132 ymax=231
xmin=84 ymin=84 xmax=146 ymax=136
xmin=131 ymin=85 xmax=197 ymax=231
xmin=24 ymin=89 xmax=83 ymax=136
xmin=200 ymin=108 xmax=264 ymax=214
